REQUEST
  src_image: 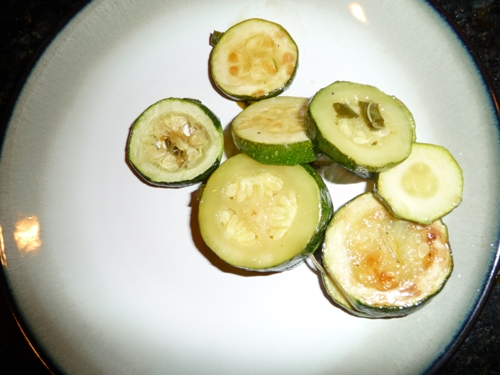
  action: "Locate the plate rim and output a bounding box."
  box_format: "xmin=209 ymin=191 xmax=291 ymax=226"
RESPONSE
xmin=0 ymin=0 xmax=499 ymax=374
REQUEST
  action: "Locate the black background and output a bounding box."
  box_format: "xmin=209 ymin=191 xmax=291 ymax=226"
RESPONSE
xmin=1 ymin=1 xmax=499 ymax=374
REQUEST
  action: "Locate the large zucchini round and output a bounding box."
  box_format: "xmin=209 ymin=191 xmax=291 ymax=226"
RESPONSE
xmin=209 ymin=18 xmax=298 ymax=101
xmin=198 ymin=153 xmax=333 ymax=272
xmin=322 ymin=192 xmax=453 ymax=318
xmin=127 ymin=98 xmax=223 ymax=187
xmin=305 ymin=81 xmax=416 ymax=178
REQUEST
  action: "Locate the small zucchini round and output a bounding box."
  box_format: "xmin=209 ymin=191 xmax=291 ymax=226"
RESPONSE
xmin=322 ymin=192 xmax=453 ymax=318
xmin=209 ymin=18 xmax=298 ymax=101
xmin=231 ymin=96 xmax=316 ymax=165
xmin=305 ymin=81 xmax=416 ymax=178
xmin=375 ymin=142 xmax=463 ymax=224
xmin=127 ymin=98 xmax=223 ymax=187
xmin=198 ymin=153 xmax=333 ymax=272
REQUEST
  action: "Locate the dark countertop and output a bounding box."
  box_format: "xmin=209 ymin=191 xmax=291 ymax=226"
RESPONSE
xmin=0 ymin=1 xmax=499 ymax=374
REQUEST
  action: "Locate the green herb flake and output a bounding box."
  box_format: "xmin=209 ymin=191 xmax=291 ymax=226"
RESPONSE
xmin=333 ymin=102 xmax=359 ymax=118
xmin=359 ymin=101 xmax=385 ymax=129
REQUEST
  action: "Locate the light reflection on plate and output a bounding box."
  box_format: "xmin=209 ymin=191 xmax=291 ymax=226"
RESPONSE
xmin=0 ymin=0 xmax=499 ymax=374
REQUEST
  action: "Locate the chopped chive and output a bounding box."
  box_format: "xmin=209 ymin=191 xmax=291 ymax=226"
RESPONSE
xmin=333 ymin=102 xmax=359 ymax=118
xmin=209 ymin=31 xmax=224 ymax=46
xmin=359 ymin=101 xmax=385 ymax=129
xmin=272 ymin=58 xmax=278 ymax=71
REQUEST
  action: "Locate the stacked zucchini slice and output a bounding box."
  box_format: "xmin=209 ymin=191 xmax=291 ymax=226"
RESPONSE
xmin=321 ymin=192 xmax=453 ymax=318
xmin=200 ymin=19 xmax=332 ymax=272
xmin=306 ymin=82 xmax=462 ymax=317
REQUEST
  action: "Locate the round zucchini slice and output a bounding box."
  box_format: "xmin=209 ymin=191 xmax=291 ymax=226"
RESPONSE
xmin=305 ymin=81 xmax=416 ymax=178
xmin=375 ymin=142 xmax=463 ymax=224
xmin=231 ymin=96 xmax=316 ymax=165
xmin=127 ymin=98 xmax=223 ymax=187
xmin=209 ymin=18 xmax=298 ymax=101
xmin=198 ymin=153 xmax=333 ymax=272
xmin=322 ymin=192 xmax=453 ymax=318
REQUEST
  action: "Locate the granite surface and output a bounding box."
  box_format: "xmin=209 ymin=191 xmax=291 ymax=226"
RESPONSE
xmin=0 ymin=0 xmax=499 ymax=374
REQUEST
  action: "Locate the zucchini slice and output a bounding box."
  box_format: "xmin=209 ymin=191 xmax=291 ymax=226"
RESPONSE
xmin=209 ymin=18 xmax=298 ymax=101
xmin=305 ymin=81 xmax=416 ymax=178
xmin=127 ymin=98 xmax=223 ymax=187
xmin=322 ymin=192 xmax=453 ymax=318
xmin=231 ymin=96 xmax=316 ymax=165
xmin=375 ymin=142 xmax=463 ymax=224
xmin=198 ymin=153 xmax=333 ymax=272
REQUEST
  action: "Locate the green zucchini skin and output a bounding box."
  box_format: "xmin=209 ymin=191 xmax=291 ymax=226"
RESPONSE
xmin=127 ymin=98 xmax=223 ymax=188
xmin=198 ymin=154 xmax=333 ymax=272
xmin=130 ymin=153 xmax=221 ymax=189
xmin=299 ymin=163 xmax=334 ymax=259
xmin=232 ymin=137 xmax=316 ymax=166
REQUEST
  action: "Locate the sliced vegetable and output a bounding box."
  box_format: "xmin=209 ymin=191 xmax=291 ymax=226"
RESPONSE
xmin=210 ymin=18 xmax=298 ymax=101
xmin=231 ymin=96 xmax=316 ymax=165
xmin=127 ymin=98 xmax=223 ymax=187
xmin=322 ymin=192 xmax=453 ymax=318
xmin=375 ymin=142 xmax=463 ymax=224
xmin=305 ymin=81 xmax=416 ymax=178
xmin=198 ymin=153 xmax=333 ymax=271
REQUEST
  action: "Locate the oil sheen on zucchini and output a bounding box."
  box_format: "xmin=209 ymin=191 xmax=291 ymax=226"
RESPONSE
xmin=375 ymin=142 xmax=463 ymax=225
xmin=322 ymin=192 xmax=453 ymax=318
xmin=231 ymin=96 xmax=316 ymax=165
xmin=305 ymin=81 xmax=416 ymax=178
xmin=198 ymin=153 xmax=333 ymax=271
xmin=127 ymin=98 xmax=223 ymax=187
xmin=209 ymin=18 xmax=298 ymax=101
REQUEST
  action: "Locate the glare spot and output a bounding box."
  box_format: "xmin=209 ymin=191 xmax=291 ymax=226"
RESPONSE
xmin=0 ymin=226 xmax=6 ymax=266
xmin=349 ymin=3 xmax=369 ymax=24
xmin=14 ymin=216 xmax=42 ymax=255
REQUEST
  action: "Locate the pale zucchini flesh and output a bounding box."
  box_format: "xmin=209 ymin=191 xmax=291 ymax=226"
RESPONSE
xmin=231 ymin=96 xmax=316 ymax=165
xmin=210 ymin=18 xmax=298 ymax=101
xmin=198 ymin=153 xmax=333 ymax=271
xmin=127 ymin=98 xmax=223 ymax=187
xmin=322 ymin=192 xmax=453 ymax=318
xmin=375 ymin=142 xmax=463 ymax=224
xmin=305 ymin=81 xmax=416 ymax=178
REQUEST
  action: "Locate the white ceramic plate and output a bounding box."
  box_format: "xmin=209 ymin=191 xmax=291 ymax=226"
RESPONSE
xmin=1 ymin=0 xmax=499 ymax=374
